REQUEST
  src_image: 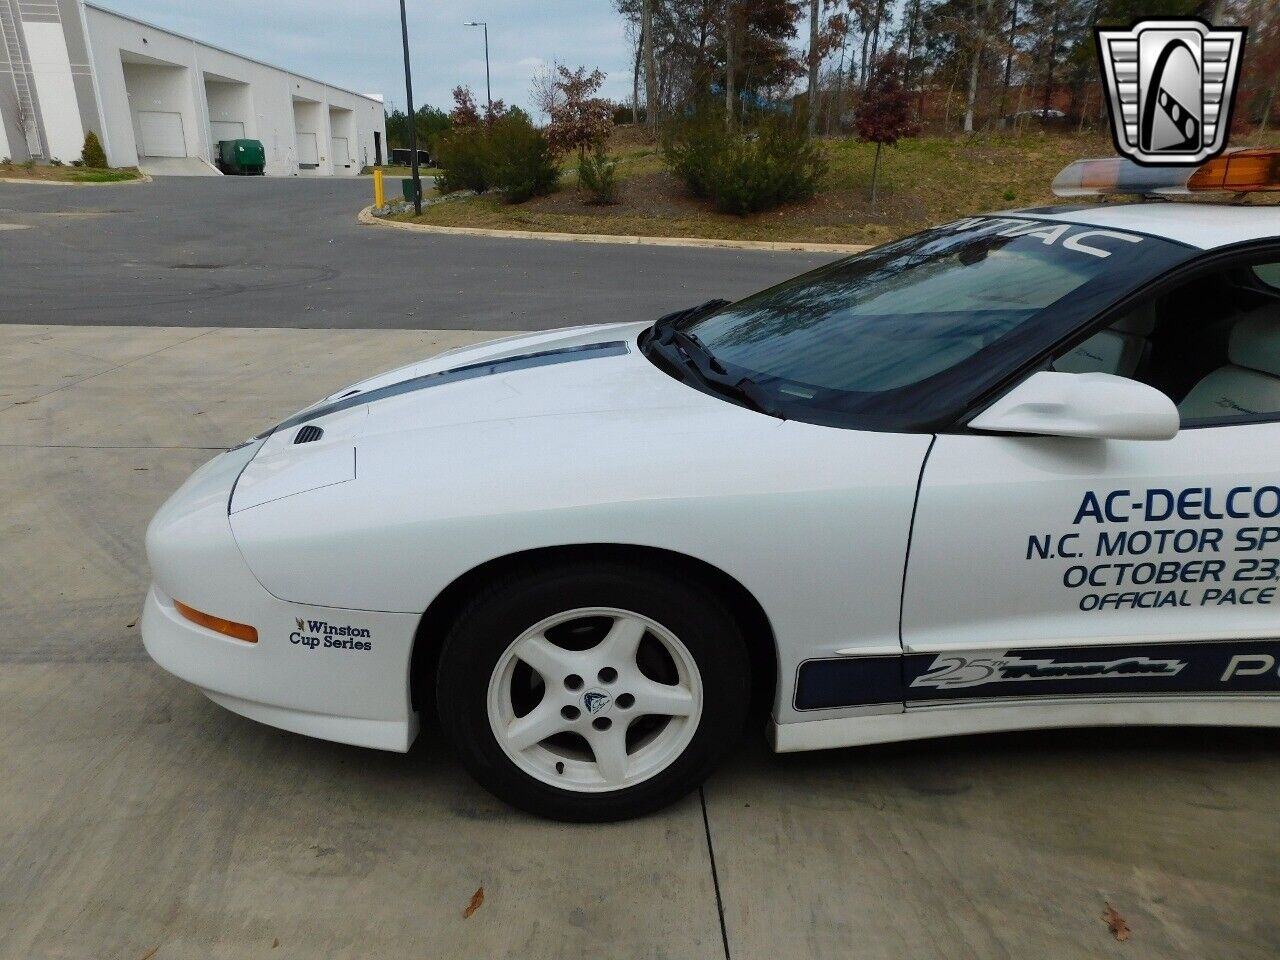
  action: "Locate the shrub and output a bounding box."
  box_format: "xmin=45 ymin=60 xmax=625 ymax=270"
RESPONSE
xmin=577 ymin=144 xmax=619 ymax=204
xmin=435 ymin=125 xmax=490 ymax=193
xmin=664 ymin=113 xmax=827 ymax=215
xmin=436 ymin=112 xmax=558 ymax=203
xmin=82 ymin=131 xmax=108 ymax=168
xmin=22 ymin=157 xmax=36 ymax=170
xmin=50 ymin=157 xmax=63 ymax=167
xmin=612 ymin=103 xmax=645 ymax=126
xmin=484 ymin=112 xmax=558 ymax=203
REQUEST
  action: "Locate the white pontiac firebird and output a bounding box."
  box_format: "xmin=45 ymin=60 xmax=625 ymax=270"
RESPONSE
xmin=144 ymin=154 xmax=1280 ymax=820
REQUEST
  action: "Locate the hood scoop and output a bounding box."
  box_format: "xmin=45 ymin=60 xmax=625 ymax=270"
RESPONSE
xmin=294 ymin=425 xmax=324 ymax=444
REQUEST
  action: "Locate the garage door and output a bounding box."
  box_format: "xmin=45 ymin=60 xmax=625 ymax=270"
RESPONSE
xmin=330 ymin=136 xmax=351 ymax=168
xmin=137 ymin=111 xmax=186 ymax=158
xmin=296 ymin=132 xmax=318 ymax=167
xmin=210 ymin=120 xmax=245 ymax=144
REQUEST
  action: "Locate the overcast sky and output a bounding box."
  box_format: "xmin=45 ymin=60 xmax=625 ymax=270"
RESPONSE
xmin=95 ymin=0 xmax=635 ymax=116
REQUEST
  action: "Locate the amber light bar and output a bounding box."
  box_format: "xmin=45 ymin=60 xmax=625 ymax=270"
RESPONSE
xmin=1051 ymin=149 xmax=1280 ymax=197
xmin=174 ymin=600 xmax=258 ymax=643
xmin=1187 ymin=150 xmax=1280 ymax=192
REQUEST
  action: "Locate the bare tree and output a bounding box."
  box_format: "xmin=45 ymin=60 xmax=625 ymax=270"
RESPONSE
xmin=963 ymin=0 xmax=997 ymax=133
xmin=725 ymin=3 xmax=739 ymax=126
xmin=624 ymin=18 xmax=642 ymax=124
xmin=530 ymin=61 xmax=561 ymax=120
xmin=643 ymin=0 xmax=658 ymax=130
xmin=807 ymin=0 xmax=821 ymax=134
xmin=998 ymin=0 xmax=1019 ymax=120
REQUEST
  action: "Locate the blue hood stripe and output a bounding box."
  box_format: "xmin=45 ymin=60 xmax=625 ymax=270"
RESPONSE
xmin=264 ymin=340 xmax=629 ymax=437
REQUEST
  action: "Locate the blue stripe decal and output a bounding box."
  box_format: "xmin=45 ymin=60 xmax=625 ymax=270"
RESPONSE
xmin=263 ymin=340 xmax=628 ymax=437
xmin=796 ymin=640 xmax=1280 ymax=711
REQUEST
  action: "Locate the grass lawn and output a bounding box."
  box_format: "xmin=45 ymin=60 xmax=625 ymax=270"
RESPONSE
xmin=0 ymin=163 xmax=142 ymax=183
xmin=392 ymin=127 xmax=1280 ymax=245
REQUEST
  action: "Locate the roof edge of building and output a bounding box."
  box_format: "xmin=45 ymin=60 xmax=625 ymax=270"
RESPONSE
xmin=82 ymin=1 xmax=384 ymax=108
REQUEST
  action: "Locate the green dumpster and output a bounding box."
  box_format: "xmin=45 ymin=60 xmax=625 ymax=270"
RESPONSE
xmin=216 ymin=139 xmax=266 ymax=176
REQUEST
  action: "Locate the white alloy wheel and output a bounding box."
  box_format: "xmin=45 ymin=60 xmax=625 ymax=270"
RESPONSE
xmin=485 ymin=607 xmax=704 ymax=792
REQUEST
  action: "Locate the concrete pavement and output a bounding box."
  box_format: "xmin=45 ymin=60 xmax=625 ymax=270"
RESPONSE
xmin=0 ymin=177 xmax=830 ymax=330
xmin=2 ymin=323 xmax=1278 ymax=959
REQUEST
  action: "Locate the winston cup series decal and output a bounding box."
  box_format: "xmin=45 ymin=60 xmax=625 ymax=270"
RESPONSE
xmin=1096 ymin=18 xmax=1246 ymax=166
xmin=290 ymin=617 xmax=373 ymax=652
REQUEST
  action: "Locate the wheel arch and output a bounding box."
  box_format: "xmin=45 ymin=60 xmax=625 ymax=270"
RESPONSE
xmin=409 ymin=544 xmax=778 ymax=718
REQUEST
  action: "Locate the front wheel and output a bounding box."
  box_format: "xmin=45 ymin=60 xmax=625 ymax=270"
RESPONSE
xmin=435 ymin=563 xmax=751 ymax=822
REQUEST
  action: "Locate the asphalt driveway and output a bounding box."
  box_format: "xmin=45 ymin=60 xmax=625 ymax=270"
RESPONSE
xmin=0 ymin=176 xmax=829 ymax=330
xmin=2 ymin=322 xmax=1278 ymax=960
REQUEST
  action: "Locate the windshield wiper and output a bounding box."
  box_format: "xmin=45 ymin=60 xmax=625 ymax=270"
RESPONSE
xmin=644 ymin=298 xmax=785 ymax=419
xmin=651 ymin=298 xmax=730 ymax=342
xmin=659 ymin=325 xmax=786 ymax=420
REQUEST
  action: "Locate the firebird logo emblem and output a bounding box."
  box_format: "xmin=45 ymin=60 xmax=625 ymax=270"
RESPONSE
xmin=582 ymin=691 xmax=611 ymax=714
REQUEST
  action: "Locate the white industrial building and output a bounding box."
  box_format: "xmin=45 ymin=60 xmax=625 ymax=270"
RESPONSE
xmin=0 ymin=0 xmax=386 ymax=176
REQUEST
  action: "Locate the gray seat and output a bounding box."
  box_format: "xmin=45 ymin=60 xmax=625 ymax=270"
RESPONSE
xmin=1179 ymin=306 xmax=1280 ymax=421
xmin=1053 ymin=303 xmax=1157 ymax=378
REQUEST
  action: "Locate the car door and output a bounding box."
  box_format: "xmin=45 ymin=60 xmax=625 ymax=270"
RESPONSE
xmin=901 ymin=258 xmax=1280 ymax=710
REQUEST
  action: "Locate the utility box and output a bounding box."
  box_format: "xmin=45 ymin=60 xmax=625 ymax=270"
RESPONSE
xmin=401 ymin=178 xmax=423 ymax=204
xmin=216 ymin=139 xmax=266 ymax=175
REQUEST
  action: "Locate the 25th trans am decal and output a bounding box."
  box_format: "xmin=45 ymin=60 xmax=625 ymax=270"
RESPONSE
xmin=795 ymin=640 xmax=1280 ymax=711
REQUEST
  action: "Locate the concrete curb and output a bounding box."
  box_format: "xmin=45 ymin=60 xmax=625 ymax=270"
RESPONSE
xmin=357 ymin=205 xmax=869 ymax=254
xmin=0 ymin=171 xmax=151 ymax=186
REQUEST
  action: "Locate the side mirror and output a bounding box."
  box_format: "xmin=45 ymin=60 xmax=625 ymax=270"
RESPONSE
xmin=971 ymin=371 xmax=1180 ymax=441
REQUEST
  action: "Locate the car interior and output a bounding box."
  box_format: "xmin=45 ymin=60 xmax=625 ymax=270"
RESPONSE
xmin=1051 ymin=260 xmax=1280 ymax=425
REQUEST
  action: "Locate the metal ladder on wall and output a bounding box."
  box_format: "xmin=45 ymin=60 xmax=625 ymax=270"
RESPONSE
xmin=0 ymin=0 xmax=43 ymax=157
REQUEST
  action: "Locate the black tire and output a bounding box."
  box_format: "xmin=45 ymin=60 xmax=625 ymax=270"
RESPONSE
xmin=435 ymin=561 xmax=751 ymax=822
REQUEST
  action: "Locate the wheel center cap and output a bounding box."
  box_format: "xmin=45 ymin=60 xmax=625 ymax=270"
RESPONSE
xmin=582 ymin=689 xmax=612 ymax=714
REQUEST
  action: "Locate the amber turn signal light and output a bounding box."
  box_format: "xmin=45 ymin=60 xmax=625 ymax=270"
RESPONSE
xmin=174 ymin=600 xmax=258 ymax=643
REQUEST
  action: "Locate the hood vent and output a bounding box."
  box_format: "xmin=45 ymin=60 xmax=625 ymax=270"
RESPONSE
xmin=294 ymin=425 xmax=324 ymax=444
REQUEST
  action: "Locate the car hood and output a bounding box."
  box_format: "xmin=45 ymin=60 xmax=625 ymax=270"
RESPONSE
xmin=229 ymin=320 xmax=767 ymax=513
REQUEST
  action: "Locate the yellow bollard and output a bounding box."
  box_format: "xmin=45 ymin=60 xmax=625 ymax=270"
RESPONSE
xmin=373 ymin=168 xmax=385 ymax=208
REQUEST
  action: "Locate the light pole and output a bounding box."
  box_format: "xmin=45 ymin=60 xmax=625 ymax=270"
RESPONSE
xmin=399 ymin=0 xmax=422 ymax=215
xmin=464 ymin=21 xmax=491 ymax=117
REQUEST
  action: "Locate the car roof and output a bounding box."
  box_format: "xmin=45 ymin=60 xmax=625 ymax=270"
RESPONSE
xmin=1008 ymin=202 xmax=1280 ymax=250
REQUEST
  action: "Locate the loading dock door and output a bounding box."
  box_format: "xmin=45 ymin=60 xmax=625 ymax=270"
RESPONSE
xmin=330 ymin=136 xmax=351 ymax=168
xmin=210 ymin=120 xmax=245 ymax=144
xmin=296 ymin=132 xmax=319 ymax=167
xmin=138 ymin=111 xmax=186 ymax=157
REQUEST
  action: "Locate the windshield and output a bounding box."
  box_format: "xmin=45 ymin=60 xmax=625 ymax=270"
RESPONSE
xmin=674 ymin=216 xmax=1191 ymax=431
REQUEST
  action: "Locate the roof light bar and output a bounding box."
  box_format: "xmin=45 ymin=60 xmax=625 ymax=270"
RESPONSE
xmin=1052 ymin=149 xmax=1280 ymax=198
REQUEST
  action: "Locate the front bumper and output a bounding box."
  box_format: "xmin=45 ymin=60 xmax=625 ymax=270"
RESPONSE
xmin=141 ymin=445 xmax=421 ymax=752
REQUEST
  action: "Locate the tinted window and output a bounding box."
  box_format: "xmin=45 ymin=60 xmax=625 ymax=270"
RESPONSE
xmin=681 ymin=216 xmax=1190 ymax=430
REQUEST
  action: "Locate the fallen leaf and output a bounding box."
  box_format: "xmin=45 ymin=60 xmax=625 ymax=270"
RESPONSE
xmin=1102 ymin=902 xmax=1130 ymax=942
xmin=140 ymin=948 xmax=159 ymax=960
xmin=463 ymin=886 xmax=484 ymax=919
xmin=272 ymin=938 xmax=279 ymax=949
